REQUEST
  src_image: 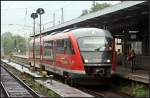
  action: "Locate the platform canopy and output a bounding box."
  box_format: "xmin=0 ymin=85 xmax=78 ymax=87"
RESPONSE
xmin=32 ymin=1 xmax=148 ymax=37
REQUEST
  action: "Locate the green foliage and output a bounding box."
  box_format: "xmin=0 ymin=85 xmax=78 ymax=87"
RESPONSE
xmin=80 ymin=2 xmax=112 ymax=16
xmin=90 ymin=3 xmax=112 ymax=13
xmin=31 ymin=80 xmax=59 ymax=97
xmin=2 ymin=32 xmax=13 ymax=55
xmin=2 ymin=32 xmax=27 ymax=55
xmin=116 ymin=81 xmax=149 ymax=97
xmin=13 ymin=35 xmax=26 ymax=54
xmin=132 ymin=83 xmax=149 ymax=97
xmin=80 ymin=9 xmax=89 ymax=16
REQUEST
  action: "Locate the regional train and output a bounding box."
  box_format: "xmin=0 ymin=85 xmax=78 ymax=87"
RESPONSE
xmin=29 ymin=28 xmax=115 ymax=85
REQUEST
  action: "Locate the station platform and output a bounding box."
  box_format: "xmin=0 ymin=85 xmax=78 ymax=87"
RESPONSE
xmin=13 ymin=54 xmax=28 ymax=59
xmin=35 ymin=79 xmax=93 ymax=97
xmin=116 ymin=66 xmax=149 ymax=84
xmin=1 ymin=59 xmax=93 ymax=97
xmin=1 ymin=59 xmax=42 ymax=78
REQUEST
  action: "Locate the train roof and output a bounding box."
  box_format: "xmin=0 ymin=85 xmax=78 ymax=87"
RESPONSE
xmin=70 ymin=28 xmax=112 ymax=38
xmin=30 ymin=28 xmax=112 ymax=42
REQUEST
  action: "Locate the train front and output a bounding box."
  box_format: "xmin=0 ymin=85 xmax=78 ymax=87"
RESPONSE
xmin=73 ymin=28 xmax=113 ymax=85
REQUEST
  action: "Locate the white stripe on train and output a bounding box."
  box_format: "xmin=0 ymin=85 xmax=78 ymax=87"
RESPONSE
xmin=37 ymin=63 xmax=86 ymax=76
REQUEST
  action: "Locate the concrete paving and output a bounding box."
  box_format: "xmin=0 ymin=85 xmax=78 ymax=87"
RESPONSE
xmin=35 ymin=79 xmax=93 ymax=97
xmin=1 ymin=59 xmax=42 ymax=78
xmin=116 ymin=66 xmax=149 ymax=84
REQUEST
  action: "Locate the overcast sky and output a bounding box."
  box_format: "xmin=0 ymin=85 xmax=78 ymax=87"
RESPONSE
xmin=1 ymin=1 xmax=120 ymax=37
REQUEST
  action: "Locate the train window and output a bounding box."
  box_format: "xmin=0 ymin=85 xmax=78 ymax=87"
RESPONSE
xmin=106 ymin=37 xmax=113 ymax=51
xmin=77 ymin=36 xmax=113 ymax=51
xmin=78 ymin=36 xmax=105 ymax=51
xmin=65 ymin=39 xmax=74 ymax=55
xmin=56 ymin=39 xmax=74 ymax=54
xmin=56 ymin=40 xmax=64 ymax=54
xmin=44 ymin=41 xmax=53 ymax=56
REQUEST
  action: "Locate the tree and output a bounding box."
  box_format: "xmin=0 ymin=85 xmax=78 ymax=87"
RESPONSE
xmin=90 ymin=3 xmax=112 ymax=13
xmin=80 ymin=10 xmax=89 ymax=16
xmin=80 ymin=2 xmax=112 ymax=16
xmin=13 ymin=35 xmax=26 ymax=54
xmin=2 ymin=32 xmax=27 ymax=55
xmin=2 ymin=32 xmax=13 ymax=55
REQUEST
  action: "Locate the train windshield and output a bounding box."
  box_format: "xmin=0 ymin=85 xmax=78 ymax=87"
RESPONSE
xmin=77 ymin=36 xmax=112 ymax=51
xmin=77 ymin=36 xmax=113 ymax=63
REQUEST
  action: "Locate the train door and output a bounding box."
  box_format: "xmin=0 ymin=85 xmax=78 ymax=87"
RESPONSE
xmin=53 ymin=40 xmax=57 ymax=72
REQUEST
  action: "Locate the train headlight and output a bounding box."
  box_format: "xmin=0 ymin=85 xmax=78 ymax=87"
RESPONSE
xmin=106 ymin=59 xmax=111 ymax=63
xmin=84 ymin=59 xmax=88 ymax=63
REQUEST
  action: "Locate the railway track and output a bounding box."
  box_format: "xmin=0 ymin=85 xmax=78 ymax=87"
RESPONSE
xmin=4 ymin=56 xmax=148 ymax=97
xmin=1 ymin=65 xmax=41 ymax=98
xmin=78 ymin=87 xmax=133 ymax=98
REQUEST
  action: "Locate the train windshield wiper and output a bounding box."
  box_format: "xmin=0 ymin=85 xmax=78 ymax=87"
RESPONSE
xmin=94 ymin=46 xmax=106 ymax=51
xmin=94 ymin=47 xmax=101 ymax=51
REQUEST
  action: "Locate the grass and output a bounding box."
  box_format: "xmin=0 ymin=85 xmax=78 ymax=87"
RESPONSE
xmin=132 ymin=82 xmax=149 ymax=97
xmin=2 ymin=63 xmax=60 ymax=97
xmin=114 ymin=80 xmax=149 ymax=98
xmin=22 ymin=73 xmax=59 ymax=97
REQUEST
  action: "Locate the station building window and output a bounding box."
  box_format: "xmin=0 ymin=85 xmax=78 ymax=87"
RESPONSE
xmin=115 ymin=38 xmax=122 ymax=53
xmin=131 ymin=41 xmax=142 ymax=54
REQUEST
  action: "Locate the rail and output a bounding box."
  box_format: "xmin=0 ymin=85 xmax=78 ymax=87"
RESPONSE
xmin=1 ymin=82 xmax=10 ymax=97
xmin=1 ymin=64 xmax=41 ymax=97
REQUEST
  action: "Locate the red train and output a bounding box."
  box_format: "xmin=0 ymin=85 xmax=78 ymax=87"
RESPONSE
xmin=29 ymin=28 xmax=116 ymax=85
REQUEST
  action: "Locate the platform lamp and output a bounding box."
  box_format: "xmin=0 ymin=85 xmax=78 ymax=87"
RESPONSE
xmin=36 ymin=8 xmax=45 ymax=71
xmin=31 ymin=13 xmax=38 ymax=71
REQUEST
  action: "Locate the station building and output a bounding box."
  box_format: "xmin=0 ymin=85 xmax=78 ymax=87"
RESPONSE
xmin=33 ymin=1 xmax=149 ymax=70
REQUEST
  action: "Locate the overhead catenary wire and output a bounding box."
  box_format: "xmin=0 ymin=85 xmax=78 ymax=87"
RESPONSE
xmin=2 ymin=1 xmax=72 ymax=26
xmin=2 ymin=1 xmax=89 ymax=31
xmin=1 ymin=1 xmax=69 ymax=10
xmin=34 ymin=1 xmax=72 ymax=27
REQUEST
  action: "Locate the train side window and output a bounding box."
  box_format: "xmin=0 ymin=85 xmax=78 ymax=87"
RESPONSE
xmin=56 ymin=40 xmax=64 ymax=54
xmin=44 ymin=41 xmax=53 ymax=56
xmin=56 ymin=39 xmax=74 ymax=54
xmin=64 ymin=39 xmax=75 ymax=55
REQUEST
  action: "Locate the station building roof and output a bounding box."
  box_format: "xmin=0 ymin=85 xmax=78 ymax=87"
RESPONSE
xmin=32 ymin=1 xmax=148 ymax=37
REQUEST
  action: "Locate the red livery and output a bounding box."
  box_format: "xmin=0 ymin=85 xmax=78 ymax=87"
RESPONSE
xmin=29 ymin=28 xmax=115 ymax=84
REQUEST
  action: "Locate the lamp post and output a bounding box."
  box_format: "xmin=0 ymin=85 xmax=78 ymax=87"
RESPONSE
xmin=31 ymin=13 xmax=38 ymax=70
xmin=36 ymin=8 xmax=45 ymax=70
